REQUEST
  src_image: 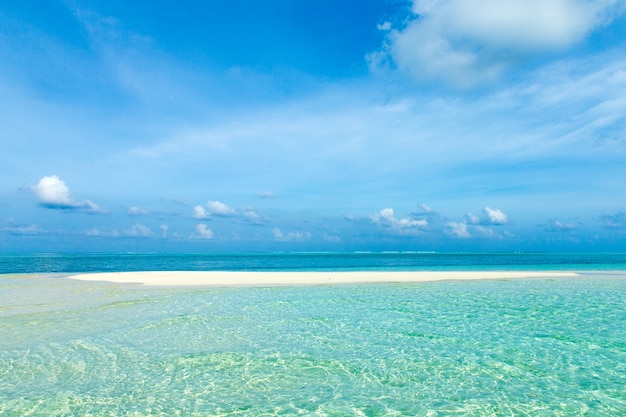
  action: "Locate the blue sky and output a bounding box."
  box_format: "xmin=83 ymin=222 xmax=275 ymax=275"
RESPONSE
xmin=1 ymin=0 xmax=626 ymax=252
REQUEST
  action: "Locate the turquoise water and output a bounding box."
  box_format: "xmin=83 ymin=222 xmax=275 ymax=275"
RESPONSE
xmin=1 ymin=270 xmax=626 ymax=416
xmin=3 ymin=252 xmax=626 ymax=274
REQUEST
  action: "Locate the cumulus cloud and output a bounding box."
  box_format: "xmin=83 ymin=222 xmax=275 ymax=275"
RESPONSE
xmin=193 ymin=200 xmax=235 ymax=218
xmin=482 ymin=207 xmax=509 ymax=225
xmin=466 ymin=207 xmax=509 ymax=225
xmin=194 ymin=223 xmax=215 ymax=239
xmin=446 ymin=206 xmax=509 ymax=238
xmin=193 ymin=205 xmax=210 ymax=219
xmin=31 ymin=175 xmax=106 ymax=213
xmin=372 ymin=0 xmax=623 ymax=87
xmin=206 ymin=200 xmax=235 ymax=216
xmin=273 ymin=227 xmax=311 ymax=242
xmin=371 ymin=208 xmax=428 ymax=235
xmin=193 ymin=200 xmax=266 ymax=224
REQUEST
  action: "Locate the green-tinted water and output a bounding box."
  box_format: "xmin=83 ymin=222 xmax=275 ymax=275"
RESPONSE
xmin=1 ymin=274 xmax=625 ymax=416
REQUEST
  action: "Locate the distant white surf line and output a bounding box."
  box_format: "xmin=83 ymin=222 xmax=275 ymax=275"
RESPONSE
xmin=68 ymin=270 xmax=581 ymax=287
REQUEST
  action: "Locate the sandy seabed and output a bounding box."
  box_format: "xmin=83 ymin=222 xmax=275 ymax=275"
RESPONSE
xmin=68 ymin=270 xmax=582 ymax=287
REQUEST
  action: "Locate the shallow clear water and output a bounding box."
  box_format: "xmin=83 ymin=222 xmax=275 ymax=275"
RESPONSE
xmin=1 ymin=274 xmax=625 ymax=416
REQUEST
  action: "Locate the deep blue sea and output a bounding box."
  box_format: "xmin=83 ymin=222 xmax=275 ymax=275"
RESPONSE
xmin=1 ymin=252 xmax=625 ymax=416
xmin=2 ymin=251 xmax=626 ymax=274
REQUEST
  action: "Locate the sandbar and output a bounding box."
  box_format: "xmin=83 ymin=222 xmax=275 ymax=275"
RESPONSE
xmin=68 ymin=270 xmax=582 ymax=287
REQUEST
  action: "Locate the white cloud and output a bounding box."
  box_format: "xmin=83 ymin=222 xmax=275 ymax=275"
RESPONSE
xmin=543 ymin=218 xmax=579 ymax=232
xmin=85 ymin=228 xmax=120 ymax=237
xmin=194 ymin=223 xmax=215 ymax=239
xmin=415 ymin=203 xmax=434 ymax=214
xmin=128 ymin=206 xmax=149 ymax=216
xmin=193 ymin=205 xmax=210 ymax=219
xmin=447 ymin=206 xmax=510 ymax=238
xmin=482 ymin=207 xmax=509 ymax=225
xmin=323 ymin=234 xmax=342 ymax=243
xmin=273 ymin=227 xmax=311 ymax=242
xmin=446 ymin=221 xmax=471 ymax=238
xmin=412 ymin=0 xmax=445 ymax=15
xmin=466 ymin=207 xmax=509 ymax=225
xmin=465 ymin=212 xmax=481 ymax=225
xmin=377 ymin=21 xmax=392 ymax=31
xmin=473 ymin=225 xmax=496 ymax=238
xmin=446 ymin=221 xmax=497 ymax=239
xmin=1 ymin=223 xmax=44 ymax=235
xmin=206 ymin=200 xmax=235 ymax=216
xmin=193 ymin=200 xmax=265 ymax=224
xmin=160 ymin=224 xmax=169 ymax=238
xmin=599 ymin=212 xmax=626 ymax=229
xmin=124 ymin=223 xmax=154 ymax=237
xmin=240 ymin=209 xmax=265 ymax=225
xmin=85 ymin=228 xmax=105 ymax=237
xmin=370 ymin=208 xmax=428 ymax=235
xmin=31 ymin=175 xmax=106 ymax=213
xmin=86 ymin=223 xmax=154 ymax=237
xmin=31 ymin=175 xmax=73 ymax=206
xmin=376 ymin=0 xmax=624 ymax=87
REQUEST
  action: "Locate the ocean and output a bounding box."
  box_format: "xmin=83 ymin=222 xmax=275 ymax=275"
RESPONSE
xmin=1 ymin=252 xmax=625 ymax=416
xmin=3 ymin=251 xmax=626 ymax=274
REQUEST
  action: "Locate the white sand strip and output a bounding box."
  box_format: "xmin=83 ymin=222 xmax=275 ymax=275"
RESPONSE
xmin=69 ymin=270 xmax=580 ymax=287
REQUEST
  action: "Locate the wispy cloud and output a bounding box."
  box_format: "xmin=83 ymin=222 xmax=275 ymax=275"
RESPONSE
xmin=85 ymin=223 xmax=154 ymax=238
xmin=543 ymin=218 xmax=579 ymax=232
xmin=1 ymin=222 xmax=45 ymax=235
xmin=598 ymin=212 xmax=626 ymax=229
xmin=371 ymin=0 xmax=624 ymax=87
xmin=85 ymin=228 xmax=118 ymax=237
xmin=128 ymin=206 xmax=150 ymax=217
xmin=124 ymin=223 xmax=154 ymax=237
xmin=273 ymin=228 xmax=311 ymax=242
xmin=2 ymin=2 xmax=625 ymax=252
xmin=128 ymin=206 xmax=150 ymax=216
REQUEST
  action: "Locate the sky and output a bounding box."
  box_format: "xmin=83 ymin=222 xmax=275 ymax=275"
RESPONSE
xmin=1 ymin=0 xmax=626 ymax=253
